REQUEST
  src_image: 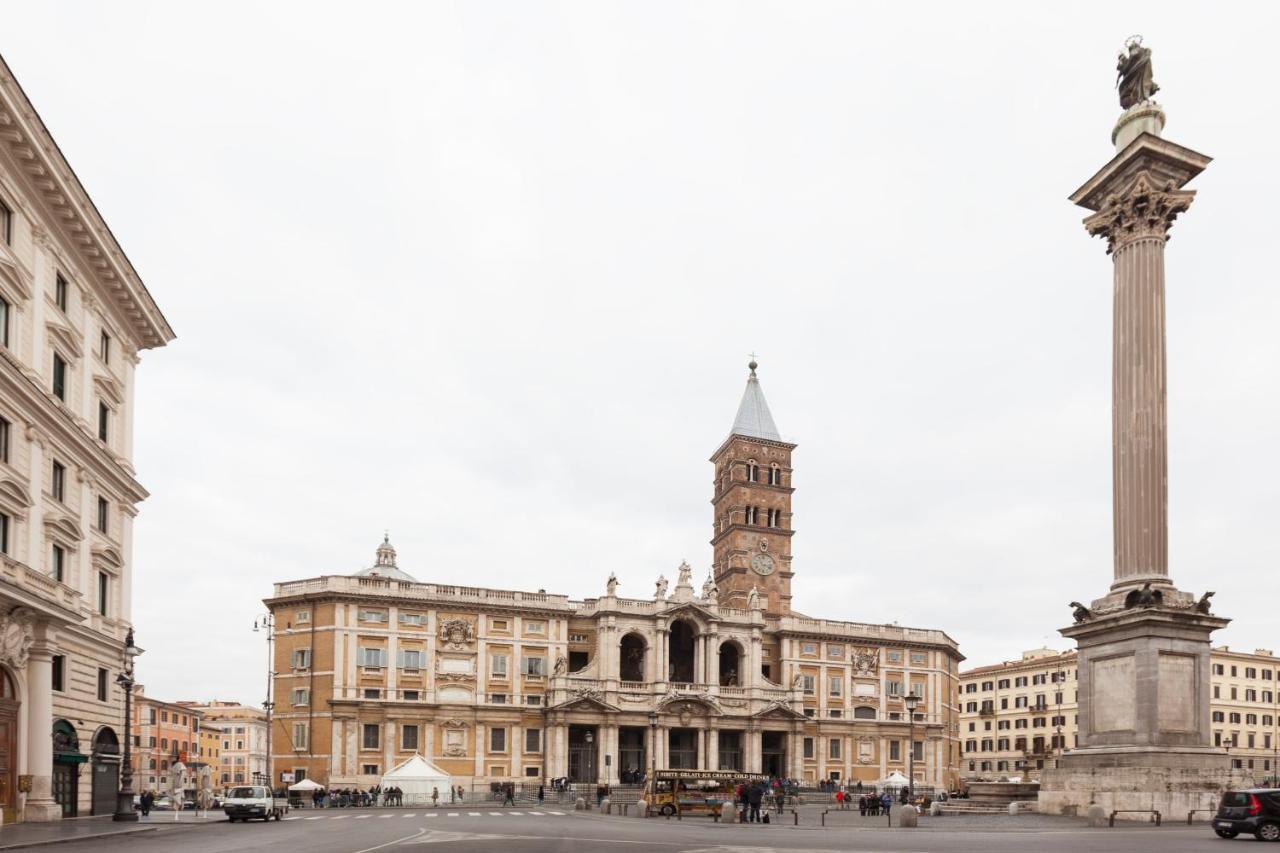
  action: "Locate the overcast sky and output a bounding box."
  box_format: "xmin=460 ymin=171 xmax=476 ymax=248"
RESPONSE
xmin=1 ymin=2 xmax=1277 ymax=706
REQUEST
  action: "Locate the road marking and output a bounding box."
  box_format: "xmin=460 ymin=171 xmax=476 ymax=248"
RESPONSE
xmin=351 ymin=826 xmax=427 ymax=853
xmin=332 ymin=815 xmax=349 ymax=820
xmin=446 ymin=812 xmax=459 ymax=816
xmin=380 ymin=814 xmax=395 ymax=818
xmin=508 ymin=811 xmax=523 ymax=815
xmin=425 ymin=813 xmax=439 ymax=818
xmin=547 ymin=810 xmax=565 ymax=815
xmin=488 ymin=811 xmax=503 ymax=816
xmin=467 ymin=811 xmax=481 ymax=816
xmin=403 ymin=813 xmax=416 ymax=818
xmin=356 ymin=814 xmax=372 ymax=819
xmin=527 ymin=811 xmax=544 ymax=815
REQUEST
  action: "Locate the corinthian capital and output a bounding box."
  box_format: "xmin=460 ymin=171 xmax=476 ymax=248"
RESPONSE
xmin=1082 ymin=172 xmax=1196 ymax=254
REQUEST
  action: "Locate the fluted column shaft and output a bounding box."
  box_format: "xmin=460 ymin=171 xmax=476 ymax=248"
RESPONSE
xmin=1111 ymin=235 xmax=1169 ymax=587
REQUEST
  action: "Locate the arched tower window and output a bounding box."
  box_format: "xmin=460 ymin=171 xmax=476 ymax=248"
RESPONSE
xmin=769 ymin=464 xmax=780 ymax=485
xmin=746 ymin=460 xmax=758 ymax=482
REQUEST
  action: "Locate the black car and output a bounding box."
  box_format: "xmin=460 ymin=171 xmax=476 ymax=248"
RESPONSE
xmin=1214 ymin=789 xmax=1280 ymax=841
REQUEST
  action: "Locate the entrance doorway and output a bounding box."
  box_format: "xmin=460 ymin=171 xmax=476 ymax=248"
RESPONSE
xmin=90 ymin=728 xmax=120 ymax=816
xmin=567 ymin=725 xmax=597 ymax=783
xmin=667 ymin=729 xmax=697 ymax=769
xmin=52 ymin=720 xmax=85 ymax=818
xmin=717 ymin=731 xmax=742 ymax=770
xmin=0 ymin=671 xmax=17 ymax=824
xmin=618 ymin=727 xmax=646 ymax=781
xmin=761 ymin=731 xmax=786 ymax=778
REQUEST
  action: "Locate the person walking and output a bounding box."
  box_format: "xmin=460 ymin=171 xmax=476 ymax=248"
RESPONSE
xmin=537 ymin=785 xmax=545 ymax=806
xmin=880 ymin=791 xmax=892 ymax=815
xmin=747 ymin=782 xmax=763 ymax=823
xmin=139 ymin=790 xmax=153 ymax=817
xmin=432 ymin=787 xmax=439 ymax=808
xmin=503 ymin=783 xmax=516 ymax=806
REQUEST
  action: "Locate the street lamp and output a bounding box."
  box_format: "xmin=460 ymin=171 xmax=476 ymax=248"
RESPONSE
xmin=904 ymin=693 xmax=921 ymax=801
xmin=113 ymin=629 xmax=142 ymax=822
xmin=254 ymin=614 xmax=275 ymax=790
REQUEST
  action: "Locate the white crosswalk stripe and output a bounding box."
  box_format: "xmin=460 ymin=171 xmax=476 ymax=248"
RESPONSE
xmin=528 ymin=811 xmax=544 ymax=816
xmin=488 ymin=811 xmax=503 ymax=816
xmin=467 ymin=811 xmax=481 ymax=816
xmin=403 ymin=813 xmax=416 ymax=818
xmin=379 ymin=814 xmax=394 ymax=818
xmin=548 ymin=810 xmax=565 ymax=815
xmin=305 ymin=809 xmax=576 ymax=821
xmin=508 ymin=811 xmax=523 ymax=815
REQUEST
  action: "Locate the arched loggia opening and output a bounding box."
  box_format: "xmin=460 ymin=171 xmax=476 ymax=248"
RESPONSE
xmin=619 ymin=633 xmax=647 ymax=682
xmin=718 ymin=641 xmax=742 ymax=686
xmin=668 ymin=620 xmax=696 ymax=683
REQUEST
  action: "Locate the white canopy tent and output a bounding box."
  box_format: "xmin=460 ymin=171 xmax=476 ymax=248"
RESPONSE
xmin=878 ymin=770 xmax=911 ymax=790
xmin=289 ymin=778 xmax=325 ymax=792
xmin=380 ymin=754 xmax=452 ymax=803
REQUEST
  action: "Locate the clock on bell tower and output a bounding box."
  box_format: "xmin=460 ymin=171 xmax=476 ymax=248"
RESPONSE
xmin=710 ymin=360 xmax=795 ymax=616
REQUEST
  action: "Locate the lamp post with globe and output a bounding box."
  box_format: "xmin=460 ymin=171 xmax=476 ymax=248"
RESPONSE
xmin=113 ymin=629 xmax=142 ymax=822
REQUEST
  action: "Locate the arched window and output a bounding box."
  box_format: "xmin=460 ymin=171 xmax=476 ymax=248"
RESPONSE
xmin=746 ymin=460 xmax=758 ymax=482
xmin=668 ymin=620 xmax=696 ymax=683
xmin=718 ymin=641 xmax=742 ymax=686
xmin=619 ymin=634 xmax=646 ymax=682
xmin=768 ymin=464 xmax=781 ymax=485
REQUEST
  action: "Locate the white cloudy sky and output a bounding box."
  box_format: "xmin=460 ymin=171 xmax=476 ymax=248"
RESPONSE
xmin=2 ymin=1 xmax=1278 ymax=705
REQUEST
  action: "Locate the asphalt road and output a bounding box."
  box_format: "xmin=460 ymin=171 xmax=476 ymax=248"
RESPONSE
xmin=44 ymin=808 xmax=1245 ymax=853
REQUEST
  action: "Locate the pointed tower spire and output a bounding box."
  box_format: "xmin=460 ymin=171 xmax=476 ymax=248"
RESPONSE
xmin=730 ymin=358 xmax=782 ymax=441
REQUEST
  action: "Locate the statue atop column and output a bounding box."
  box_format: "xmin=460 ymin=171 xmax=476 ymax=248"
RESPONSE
xmin=654 ymin=574 xmax=668 ymax=600
xmin=606 ymin=572 xmax=618 ymax=597
xmin=1116 ymin=36 xmax=1159 ymax=109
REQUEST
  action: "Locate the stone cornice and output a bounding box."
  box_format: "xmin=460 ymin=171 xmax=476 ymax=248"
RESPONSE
xmin=709 ymin=433 xmax=798 ymax=462
xmin=0 ymin=57 xmax=174 ymax=350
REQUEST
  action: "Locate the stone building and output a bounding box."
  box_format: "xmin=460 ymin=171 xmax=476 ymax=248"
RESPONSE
xmin=0 ymin=55 xmax=173 ymax=821
xmin=130 ymin=691 xmax=201 ymax=797
xmin=176 ymin=701 xmax=267 ymax=787
xmin=959 ymin=646 xmax=1280 ymax=783
xmin=267 ymin=364 xmax=963 ymax=791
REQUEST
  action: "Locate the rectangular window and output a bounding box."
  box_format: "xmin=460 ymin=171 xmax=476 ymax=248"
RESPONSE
xmin=490 ymin=654 xmax=508 ymax=678
xmin=521 ymin=656 xmax=546 ymax=677
xmin=295 ymin=609 xmax=311 ymax=624
xmin=97 ymin=497 xmax=108 ymax=533
xmin=52 ymin=461 xmax=65 ymax=502
xmin=800 ymin=674 xmax=815 ymax=694
xmin=525 ymin=621 xmax=545 ymax=634
xmin=402 ymin=725 xmax=419 ymax=751
xmin=358 ymin=609 xmax=387 ymax=623
xmin=525 ymin=728 xmax=541 ymax=753
xmin=828 ymin=738 xmax=841 ymax=759
xmin=362 ymin=687 xmax=380 ymax=699
xmin=52 ymin=353 xmax=67 ymax=402
xmin=97 ymin=667 xmax=108 ymax=702
xmin=828 ymin=677 xmax=842 ymax=697
xmin=399 ymin=612 xmax=424 ymax=625
xmin=397 ymin=649 xmax=423 ymax=670
xmin=801 ymin=642 xmax=816 ymax=655
xmin=0 ymin=512 xmax=11 ymax=555
xmin=802 ymin=737 xmax=814 ymax=759
xmin=913 ymin=741 xmax=924 ymax=761
xmin=55 ymin=274 xmax=68 ymax=312
xmin=490 ymin=727 xmax=506 ymax=752
xmin=361 ymin=724 xmax=379 ymax=750
xmin=358 ymin=647 xmax=387 ymax=668
xmin=291 ymin=648 xmax=311 ymax=670
xmin=889 ymin=740 xmax=901 ymax=761
xmin=289 ymin=688 xmax=309 ymax=705
xmin=52 ymin=655 xmax=65 ymax=691
xmin=361 ymin=764 xmax=378 ymax=776
xmin=100 ymin=331 xmax=111 ymax=364
xmin=98 ymin=402 xmax=109 ymax=443
xmin=403 ymin=690 xmax=419 ymax=701
xmin=293 ymin=723 xmax=309 ymax=750
xmin=97 ymin=571 xmax=108 ymax=616
xmin=525 ymin=694 xmax=542 ymax=706
xmin=490 ymin=619 xmax=508 ymax=631
xmin=51 ymin=544 xmax=64 ymax=583
xmin=886 ymin=680 xmax=903 ymax=696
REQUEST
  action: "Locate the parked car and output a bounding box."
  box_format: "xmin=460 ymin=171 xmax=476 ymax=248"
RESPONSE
xmin=153 ymin=796 xmax=175 ymax=811
xmin=1214 ymin=789 xmax=1280 ymax=841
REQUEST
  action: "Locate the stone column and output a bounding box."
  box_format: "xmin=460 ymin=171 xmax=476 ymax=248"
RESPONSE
xmin=25 ymin=642 xmax=59 ymax=821
xmin=693 ymin=636 xmax=704 ymax=684
xmin=1075 ymin=150 xmax=1202 ymax=592
xmin=604 ymin=725 xmax=618 ymax=785
xmin=707 ymin=728 xmax=718 ymax=771
xmin=474 ymin=724 xmax=485 ymax=780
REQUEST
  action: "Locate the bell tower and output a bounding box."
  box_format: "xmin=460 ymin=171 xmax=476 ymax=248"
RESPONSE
xmin=711 ymin=360 xmax=796 ymax=616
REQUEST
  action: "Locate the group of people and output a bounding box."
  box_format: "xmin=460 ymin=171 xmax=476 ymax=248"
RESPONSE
xmin=311 ymin=785 xmax=402 ymax=808
xmin=734 ymin=780 xmax=788 ymax=822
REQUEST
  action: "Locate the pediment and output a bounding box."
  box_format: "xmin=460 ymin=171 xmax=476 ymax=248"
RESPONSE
xmin=43 ymin=513 xmax=83 ymax=543
xmin=751 ymin=700 xmax=807 ymax=721
xmin=550 ymin=693 xmax=619 ymax=714
xmin=91 ymin=545 xmax=124 ymax=571
xmin=661 ymin=601 xmax=718 ymax=624
xmin=45 ymin=319 xmax=82 ymax=359
xmin=0 ymin=245 xmax=32 ymax=301
xmin=658 ymin=695 xmax=722 ymax=717
xmin=93 ymin=374 xmax=123 ymax=406
xmin=0 ymin=477 xmax=33 ymax=513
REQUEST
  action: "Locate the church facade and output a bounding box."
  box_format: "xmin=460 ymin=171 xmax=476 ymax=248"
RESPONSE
xmin=266 ymin=364 xmax=963 ymax=790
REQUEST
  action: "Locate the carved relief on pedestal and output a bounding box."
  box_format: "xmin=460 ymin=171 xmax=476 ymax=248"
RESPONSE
xmin=1083 ymin=171 xmax=1195 ymax=254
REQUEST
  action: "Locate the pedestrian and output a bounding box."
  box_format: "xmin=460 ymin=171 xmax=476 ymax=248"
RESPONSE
xmin=880 ymin=791 xmax=892 ymax=814
xmin=836 ymin=789 xmax=844 ymax=810
xmin=537 ymin=785 xmax=544 ymax=805
xmin=858 ymin=793 xmax=867 ymax=816
xmin=775 ymin=786 xmax=784 ymax=815
xmin=140 ymin=790 xmax=153 ymax=817
xmin=432 ymin=786 xmax=439 ymax=808
xmin=504 ymin=783 xmax=516 ymax=806
xmin=747 ymin=782 xmax=763 ymax=823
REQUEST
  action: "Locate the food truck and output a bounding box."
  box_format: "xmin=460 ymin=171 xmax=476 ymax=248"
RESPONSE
xmin=645 ymin=769 xmax=771 ymax=817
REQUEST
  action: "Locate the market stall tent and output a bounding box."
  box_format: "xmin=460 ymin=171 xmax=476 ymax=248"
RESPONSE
xmin=289 ymin=778 xmax=324 ymax=792
xmin=380 ymin=754 xmax=452 ymax=801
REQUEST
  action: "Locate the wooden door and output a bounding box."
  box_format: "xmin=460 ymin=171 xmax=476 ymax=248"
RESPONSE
xmin=0 ymin=704 xmax=17 ymax=824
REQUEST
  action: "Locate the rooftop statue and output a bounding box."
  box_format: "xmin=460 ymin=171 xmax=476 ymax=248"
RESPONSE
xmin=1116 ymin=36 xmax=1159 ymax=109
